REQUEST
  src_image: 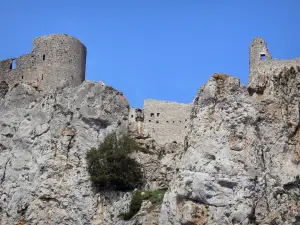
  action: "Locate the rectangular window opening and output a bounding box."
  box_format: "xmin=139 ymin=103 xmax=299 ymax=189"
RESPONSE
xmin=11 ymin=59 xmax=16 ymax=70
xmin=150 ymin=113 xmax=154 ymax=117
xmin=43 ymin=55 xmax=45 ymax=61
xmin=260 ymin=54 xmax=266 ymax=61
xmin=157 ymin=113 xmax=160 ymax=117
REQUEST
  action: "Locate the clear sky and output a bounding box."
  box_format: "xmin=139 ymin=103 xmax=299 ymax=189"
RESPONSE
xmin=1 ymin=0 xmax=299 ymax=108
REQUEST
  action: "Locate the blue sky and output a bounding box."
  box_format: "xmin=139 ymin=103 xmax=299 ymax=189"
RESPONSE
xmin=1 ymin=0 xmax=299 ymax=108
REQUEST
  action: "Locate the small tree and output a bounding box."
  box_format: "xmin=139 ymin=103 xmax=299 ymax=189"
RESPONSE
xmin=86 ymin=132 xmax=143 ymax=191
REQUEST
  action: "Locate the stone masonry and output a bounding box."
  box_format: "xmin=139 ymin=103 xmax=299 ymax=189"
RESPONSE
xmin=1 ymin=34 xmax=299 ymax=148
xmin=0 ymin=34 xmax=86 ymax=95
xmin=129 ymin=99 xmax=192 ymax=145
xmin=248 ymin=36 xmax=300 ymax=95
xmin=2 ymin=34 xmax=300 ymax=224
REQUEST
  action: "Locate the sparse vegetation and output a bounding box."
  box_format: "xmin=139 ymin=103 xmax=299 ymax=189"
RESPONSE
xmin=120 ymin=189 xmax=167 ymax=220
xmin=86 ymin=132 xmax=143 ymax=191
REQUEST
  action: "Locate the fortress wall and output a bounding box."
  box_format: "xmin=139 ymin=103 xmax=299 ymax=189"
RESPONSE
xmin=33 ymin=34 xmax=87 ymax=91
xmin=256 ymin=58 xmax=300 ymax=75
xmin=0 ymin=59 xmax=12 ymax=75
xmin=129 ymin=107 xmax=144 ymax=137
xmin=0 ymin=34 xmax=87 ymax=93
xmin=143 ymin=99 xmax=192 ymax=145
xmin=249 ymin=37 xmax=300 ymax=92
xmin=129 ymin=108 xmax=139 ymax=135
xmin=15 ymin=53 xmax=38 ymax=85
xmin=0 ymin=59 xmax=21 ymax=89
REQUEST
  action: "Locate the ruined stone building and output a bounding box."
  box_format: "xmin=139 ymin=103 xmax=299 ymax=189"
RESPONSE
xmin=248 ymin=36 xmax=300 ymax=95
xmin=1 ymin=34 xmax=299 ymax=146
xmin=129 ymin=100 xmax=192 ymax=145
xmin=0 ymin=34 xmax=87 ymax=95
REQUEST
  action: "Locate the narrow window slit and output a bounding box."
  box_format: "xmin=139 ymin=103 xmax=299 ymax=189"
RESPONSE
xmin=11 ymin=59 xmax=16 ymax=70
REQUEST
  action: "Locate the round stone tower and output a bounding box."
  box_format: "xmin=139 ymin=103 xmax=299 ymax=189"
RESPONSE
xmin=249 ymin=37 xmax=271 ymax=76
xmin=32 ymin=34 xmax=87 ymax=91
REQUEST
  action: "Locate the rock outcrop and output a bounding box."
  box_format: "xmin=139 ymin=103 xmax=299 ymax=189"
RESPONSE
xmin=0 ymin=81 xmax=129 ymax=224
xmin=2 ymin=67 xmax=300 ymax=225
xmin=160 ymin=70 xmax=300 ymax=225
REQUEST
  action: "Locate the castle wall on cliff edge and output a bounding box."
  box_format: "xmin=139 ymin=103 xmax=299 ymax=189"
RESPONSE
xmin=129 ymin=99 xmax=192 ymax=145
xmin=0 ymin=34 xmax=86 ymax=94
xmin=248 ymin=36 xmax=300 ymax=90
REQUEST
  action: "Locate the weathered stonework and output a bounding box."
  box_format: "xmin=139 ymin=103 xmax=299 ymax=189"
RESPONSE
xmin=2 ymin=35 xmax=300 ymax=224
xmin=129 ymin=99 xmax=192 ymax=145
xmin=248 ymin=36 xmax=300 ymax=96
xmin=0 ymin=34 xmax=86 ymax=92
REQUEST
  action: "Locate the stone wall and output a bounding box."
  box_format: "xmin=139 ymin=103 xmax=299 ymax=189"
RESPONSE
xmin=143 ymin=99 xmax=192 ymax=145
xmin=128 ymin=107 xmax=144 ymax=137
xmin=0 ymin=34 xmax=86 ymax=93
xmin=248 ymin=37 xmax=300 ymax=92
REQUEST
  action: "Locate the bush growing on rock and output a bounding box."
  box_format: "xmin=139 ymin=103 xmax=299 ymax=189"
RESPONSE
xmin=86 ymin=132 xmax=143 ymax=191
xmin=120 ymin=189 xmax=167 ymax=220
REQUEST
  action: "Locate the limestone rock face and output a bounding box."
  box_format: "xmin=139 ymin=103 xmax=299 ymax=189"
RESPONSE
xmin=0 ymin=80 xmax=129 ymax=225
xmin=160 ymin=71 xmax=300 ymax=225
xmin=3 ymin=67 xmax=300 ymax=225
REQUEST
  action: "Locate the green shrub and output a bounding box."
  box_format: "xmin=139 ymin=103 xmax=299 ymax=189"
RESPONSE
xmin=86 ymin=132 xmax=143 ymax=191
xmin=120 ymin=190 xmax=143 ymax=220
xmin=120 ymin=189 xmax=167 ymax=220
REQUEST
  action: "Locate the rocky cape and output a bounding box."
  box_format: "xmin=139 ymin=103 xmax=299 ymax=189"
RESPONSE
xmin=1 ymin=68 xmax=300 ymax=225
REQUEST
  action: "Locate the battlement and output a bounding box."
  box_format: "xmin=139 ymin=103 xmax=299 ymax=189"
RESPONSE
xmin=0 ymin=34 xmax=86 ymax=96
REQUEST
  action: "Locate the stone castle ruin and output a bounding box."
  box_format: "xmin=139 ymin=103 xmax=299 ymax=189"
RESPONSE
xmin=0 ymin=34 xmax=86 ymax=95
xmin=129 ymin=100 xmax=192 ymax=145
xmin=1 ymin=34 xmax=300 ymax=145
xmin=248 ymin=37 xmax=300 ymax=95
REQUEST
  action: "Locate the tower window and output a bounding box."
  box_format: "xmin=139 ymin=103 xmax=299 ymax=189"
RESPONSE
xmin=150 ymin=113 xmax=154 ymax=117
xmin=43 ymin=55 xmax=45 ymax=61
xmin=11 ymin=59 xmax=16 ymax=70
xmin=260 ymin=54 xmax=266 ymax=61
xmin=157 ymin=113 xmax=160 ymax=117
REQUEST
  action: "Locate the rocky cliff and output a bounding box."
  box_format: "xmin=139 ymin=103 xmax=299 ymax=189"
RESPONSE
xmin=160 ymin=70 xmax=300 ymax=225
xmin=2 ymin=67 xmax=300 ymax=225
xmin=0 ymin=81 xmax=129 ymax=224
